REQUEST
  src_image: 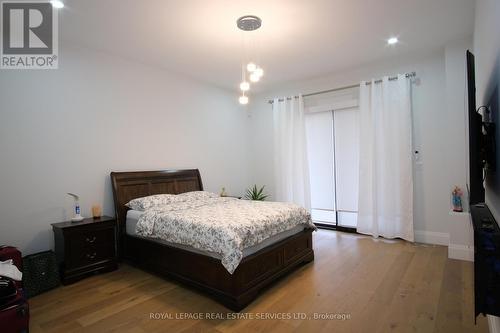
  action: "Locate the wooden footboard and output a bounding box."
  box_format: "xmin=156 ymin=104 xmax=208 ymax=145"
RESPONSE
xmin=123 ymin=229 xmax=314 ymax=311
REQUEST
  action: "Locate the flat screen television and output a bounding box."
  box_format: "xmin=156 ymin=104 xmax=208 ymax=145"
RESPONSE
xmin=467 ymin=50 xmax=486 ymax=205
xmin=483 ymin=66 xmax=499 ymax=217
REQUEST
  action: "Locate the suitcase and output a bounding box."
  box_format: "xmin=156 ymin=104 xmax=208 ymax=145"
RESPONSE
xmin=22 ymin=251 xmax=60 ymax=298
xmin=0 ymin=288 xmax=29 ymax=333
xmin=0 ymin=277 xmax=29 ymax=333
xmin=0 ymin=279 xmax=18 ymax=304
xmin=0 ymin=246 xmax=23 ymax=288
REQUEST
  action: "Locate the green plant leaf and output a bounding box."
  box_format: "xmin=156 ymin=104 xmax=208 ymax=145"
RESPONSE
xmin=244 ymin=184 xmax=268 ymax=201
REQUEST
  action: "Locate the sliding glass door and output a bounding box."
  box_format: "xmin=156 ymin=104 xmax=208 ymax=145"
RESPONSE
xmin=305 ymin=111 xmax=336 ymax=224
xmin=333 ymin=108 xmax=359 ymax=228
xmin=305 ymin=106 xmax=359 ymax=229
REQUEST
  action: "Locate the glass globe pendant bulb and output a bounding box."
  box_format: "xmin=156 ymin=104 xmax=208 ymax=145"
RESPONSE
xmin=247 ymin=63 xmax=257 ymax=72
xmin=249 ymin=73 xmax=260 ymax=82
xmin=240 ymin=81 xmax=250 ymax=91
xmin=254 ymin=67 xmax=264 ymax=77
xmin=239 ymin=95 xmax=249 ymax=105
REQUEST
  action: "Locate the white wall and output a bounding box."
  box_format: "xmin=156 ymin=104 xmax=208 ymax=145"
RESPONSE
xmin=249 ymin=45 xmax=471 ymax=243
xmin=445 ymin=38 xmax=475 ymax=260
xmin=0 ymin=44 xmax=249 ymax=255
xmin=474 ymin=0 xmax=500 ymax=222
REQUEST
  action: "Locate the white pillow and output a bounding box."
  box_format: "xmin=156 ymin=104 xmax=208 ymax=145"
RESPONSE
xmin=176 ymin=191 xmax=219 ymax=200
xmin=126 ymin=194 xmax=183 ymax=211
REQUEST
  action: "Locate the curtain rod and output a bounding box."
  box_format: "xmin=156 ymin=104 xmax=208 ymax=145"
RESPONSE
xmin=267 ymin=71 xmax=417 ymax=104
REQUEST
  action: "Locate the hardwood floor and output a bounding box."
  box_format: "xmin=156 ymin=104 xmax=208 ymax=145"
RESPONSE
xmin=30 ymin=230 xmax=488 ymax=333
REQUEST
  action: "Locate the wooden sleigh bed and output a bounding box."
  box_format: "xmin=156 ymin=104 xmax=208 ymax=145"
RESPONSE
xmin=110 ymin=169 xmax=314 ymax=311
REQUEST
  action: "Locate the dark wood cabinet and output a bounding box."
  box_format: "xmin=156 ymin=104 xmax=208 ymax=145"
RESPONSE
xmin=470 ymin=204 xmax=500 ymax=319
xmin=52 ymin=216 xmax=118 ymax=284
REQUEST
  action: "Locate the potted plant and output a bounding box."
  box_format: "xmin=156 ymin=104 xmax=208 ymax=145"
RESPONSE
xmin=245 ymin=185 xmax=268 ymax=201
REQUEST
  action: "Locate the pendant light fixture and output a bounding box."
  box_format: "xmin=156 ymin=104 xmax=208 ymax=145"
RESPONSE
xmin=237 ymin=15 xmax=263 ymax=105
xmin=238 ymin=94 xmax=249 ymax=105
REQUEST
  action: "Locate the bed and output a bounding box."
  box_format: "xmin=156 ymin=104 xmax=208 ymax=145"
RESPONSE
xmin=110 ymin=169 xmax=314 ymax=311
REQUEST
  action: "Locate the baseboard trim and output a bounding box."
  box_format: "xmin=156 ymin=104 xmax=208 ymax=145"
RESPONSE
xmin=414 ymin=230 xmax=449 ymax=246
xmin=448 ymin=244 xmax=474 ymax=261
xmin=414 ymin=231 xmax=474 ymax=262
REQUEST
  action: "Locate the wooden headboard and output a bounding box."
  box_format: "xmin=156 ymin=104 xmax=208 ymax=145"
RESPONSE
xmin=110 ymin=169 xmax=203 ymax=254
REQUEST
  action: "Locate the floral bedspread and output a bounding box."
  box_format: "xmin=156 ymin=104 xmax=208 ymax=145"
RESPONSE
xmin=135 ymin=196 xmax=315 ymax=274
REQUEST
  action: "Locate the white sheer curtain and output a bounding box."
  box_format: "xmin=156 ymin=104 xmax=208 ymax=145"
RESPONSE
xmin=272 ymin=95 xmax=311 ymax=210
xmin=357 ymin=75 xmax=414 ymax=241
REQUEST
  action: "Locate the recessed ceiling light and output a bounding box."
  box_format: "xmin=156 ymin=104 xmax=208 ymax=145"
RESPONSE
xmin=50 ymin=0 xmax=64 ymax=9
xmin=387 ymin=37 xmax=398 ymax=45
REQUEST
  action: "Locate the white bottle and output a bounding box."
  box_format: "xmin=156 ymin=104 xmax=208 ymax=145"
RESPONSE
xmin=67 ymin=193 xmax=84 ymax=222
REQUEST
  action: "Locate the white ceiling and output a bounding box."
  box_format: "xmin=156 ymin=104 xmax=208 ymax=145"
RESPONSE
xmin=59 ymin=0 xmax=475 ymax=91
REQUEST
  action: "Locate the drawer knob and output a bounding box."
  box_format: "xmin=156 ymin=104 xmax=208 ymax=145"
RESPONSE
xmin=86 ymin=252 xmax=97 ymax=259
xmin=86 ymin=236 xmax=97 ymax=243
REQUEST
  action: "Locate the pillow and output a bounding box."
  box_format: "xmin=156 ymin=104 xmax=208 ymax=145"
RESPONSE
xmin=126 ymin=194 xmax=183 ymax=211
xmin=176 ymin=191 xmax=219 ymax=200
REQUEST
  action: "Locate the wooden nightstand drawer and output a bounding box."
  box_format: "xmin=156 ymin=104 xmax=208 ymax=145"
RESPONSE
xmin=74 ymin=243 xmax=115 ymax=267
xmin=70 ymin=227 xmax=115 ymax=249
xmin=52 ymin=216 xmax=118 ymax=284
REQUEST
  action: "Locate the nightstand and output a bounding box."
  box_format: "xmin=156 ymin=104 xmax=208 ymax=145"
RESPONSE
xmin=51 ymin=216 xmax=118 ymax=284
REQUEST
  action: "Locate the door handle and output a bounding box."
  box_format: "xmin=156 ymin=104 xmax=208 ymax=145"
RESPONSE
xmin=86 ymin=236 xmax=97 ymax=243
xmin=86 ymin=252 xmax=97 ymax=259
